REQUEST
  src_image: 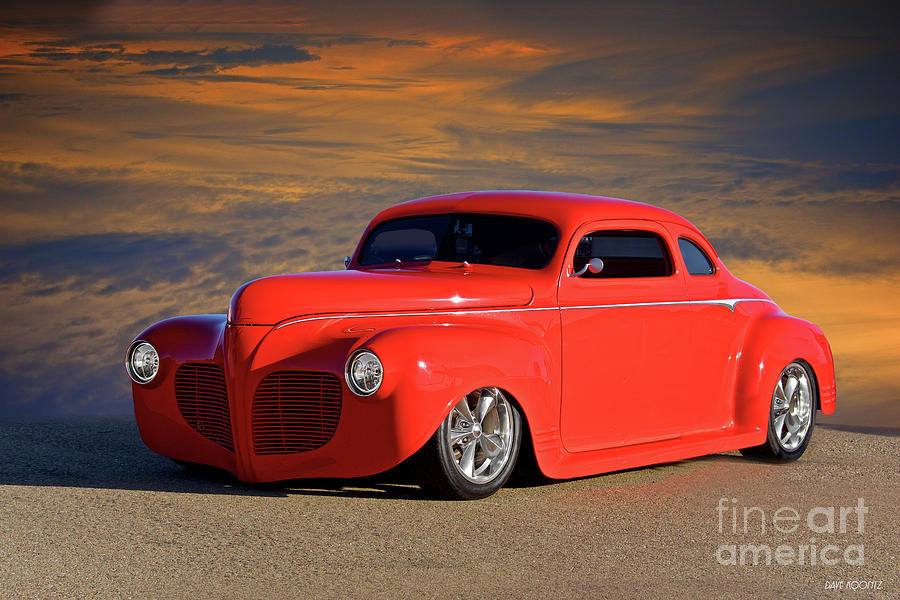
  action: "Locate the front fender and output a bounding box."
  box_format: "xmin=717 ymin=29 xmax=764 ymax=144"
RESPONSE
xmin=133 ymin=314 xmax=226 ymax=382
xmin=130 ymin=315 xmax=236 ymax=472
xmin=734 ymin=312 xmax=837 ymax=433
xmin=363 ymin=322 xmax=560 ymax=468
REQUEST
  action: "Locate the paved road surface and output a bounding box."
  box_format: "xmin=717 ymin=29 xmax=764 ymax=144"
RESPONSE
xmin=0 ymin=420 xmax=896 ymax=599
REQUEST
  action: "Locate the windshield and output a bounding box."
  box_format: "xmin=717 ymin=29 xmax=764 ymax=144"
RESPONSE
xmin=358 ymin=213 xmax=559 ymax=270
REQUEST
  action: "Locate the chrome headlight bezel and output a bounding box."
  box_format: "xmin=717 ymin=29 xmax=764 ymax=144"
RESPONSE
xmin=126 ymin=340 xmax=159 ymax=384
xmin=344 ymin=349 xmax=383 ymax=397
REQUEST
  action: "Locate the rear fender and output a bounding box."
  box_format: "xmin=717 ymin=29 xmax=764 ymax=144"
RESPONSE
xmin=735 ymin=313 xmax=837 ymax=434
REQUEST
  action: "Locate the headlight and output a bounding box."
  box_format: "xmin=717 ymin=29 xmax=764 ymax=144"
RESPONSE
xmin=345 ymin=349 xmax=383 ymax=396
xmin=126 ymin=340 xmax=159 ymax=384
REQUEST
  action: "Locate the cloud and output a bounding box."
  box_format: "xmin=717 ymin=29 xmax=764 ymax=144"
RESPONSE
xmin=386 ymin=39 xmax=429 ymax=47
xmin=28 ymin=43 xmax=321 ymax=71
xmin=703 ymin=198 xmax=900 ymax=277
xmin=135 ymin=45 xmax=320 ymax=67
xmin=0 ymin=0 xmax=898 ymax=426
xmin=718 ymin=114 xmax=900 ymax=165
xmin=727 ymin=51 xmax=900 ymax=123
xmin=23 ymin=30 xmax=427 ymax=48
xmin=0 ymin=232 xmax=245 ymax=294
xmin=139 ymin=64 xmax=219 ymax=76
xmin=708 ymin=226 xmax=794 ymax=264
xmin=29 ymin=47 xmax=126 ymax=62
xmin=499 ymin=54 xmax=690 ymax=105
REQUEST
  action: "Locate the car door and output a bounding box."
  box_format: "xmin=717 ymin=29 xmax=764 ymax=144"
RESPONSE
xmin=558 ymin=220 xmax=691 ymax=453
xmin=665 ymin=223 xmax=747 ymax=433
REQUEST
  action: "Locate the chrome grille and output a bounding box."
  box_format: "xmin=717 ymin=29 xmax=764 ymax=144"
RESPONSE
xmin=252 ymin=371 xmax=342 ymax=455
xmin=174 ymin=363 xmax=234 ymax=452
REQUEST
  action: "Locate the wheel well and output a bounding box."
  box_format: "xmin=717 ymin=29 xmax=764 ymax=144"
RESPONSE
xmin=496 ymin=387 xmax=541 ymax=480
xmin=794 ymin=358 xmax=821 ymax=412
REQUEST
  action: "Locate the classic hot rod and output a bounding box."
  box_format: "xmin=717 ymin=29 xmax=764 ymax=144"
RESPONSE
xmin=127 ymin=191 xmax=836 ymax=499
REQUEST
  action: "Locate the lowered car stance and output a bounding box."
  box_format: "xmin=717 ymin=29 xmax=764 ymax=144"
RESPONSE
xmin=127 ymin=191 xmax=836 ymax=499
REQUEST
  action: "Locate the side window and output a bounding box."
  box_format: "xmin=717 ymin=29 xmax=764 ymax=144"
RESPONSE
xmin=678 ymin=237 xmax=715 ymax=276
xmin=574 ymin=230 xmax=672 ymax=278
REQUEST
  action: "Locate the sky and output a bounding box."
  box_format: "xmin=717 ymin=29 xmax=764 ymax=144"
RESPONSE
xmin=0 ymin=0 xmax=897 ymax=427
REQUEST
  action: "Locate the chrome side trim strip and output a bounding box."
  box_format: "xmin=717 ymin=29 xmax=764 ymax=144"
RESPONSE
xmin=564 ymin=298 xmax=773 ymax=313
xmin=274 ymin=298 xmax=774 ymax=329
xmin=275 ymin=306 xmax=558 ymax=329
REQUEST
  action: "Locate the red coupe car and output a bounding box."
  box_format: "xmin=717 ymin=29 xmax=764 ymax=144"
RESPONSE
xmin=127 ymin=191 xmax=836 ymax=499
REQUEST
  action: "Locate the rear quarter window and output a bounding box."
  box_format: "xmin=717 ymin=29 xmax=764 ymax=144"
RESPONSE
xmin=678 ymin=237 xmax=715 ymax=276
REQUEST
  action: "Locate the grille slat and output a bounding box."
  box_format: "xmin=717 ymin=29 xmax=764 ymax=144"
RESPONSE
xmin=251 ymin=371 xmax=342 ymax=455
xmin=175 ymin=363 xmax=234 ymax=452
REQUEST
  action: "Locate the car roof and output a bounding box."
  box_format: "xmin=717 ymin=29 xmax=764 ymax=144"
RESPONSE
xmin=371 ymin=190 xmax=697 ymax=234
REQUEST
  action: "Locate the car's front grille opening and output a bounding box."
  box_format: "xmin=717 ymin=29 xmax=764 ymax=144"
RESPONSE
xmin=174 ymin=363 xmax=234 ymax=452
xmin=252 ymin=371 xmax=342 ymax=455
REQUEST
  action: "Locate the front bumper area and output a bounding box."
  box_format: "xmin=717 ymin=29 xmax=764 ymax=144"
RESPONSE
xmin=132 ymin=318 xmax=439 ymax=483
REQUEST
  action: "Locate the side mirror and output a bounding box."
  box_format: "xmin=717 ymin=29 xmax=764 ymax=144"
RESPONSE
xmin=344 ymin=256 xmax=351 ymax=269
xmin=569 ymin=257 xmax=604 ymax=278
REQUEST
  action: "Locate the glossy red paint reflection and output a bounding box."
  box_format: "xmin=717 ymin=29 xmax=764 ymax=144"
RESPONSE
xmin=130 ymin=191 xmax=836 ymax=483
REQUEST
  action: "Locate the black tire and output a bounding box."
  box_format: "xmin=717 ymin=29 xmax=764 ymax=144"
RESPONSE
xmin=170 ymin=458 xmax=220 ymax=474
xmin=740 ymin=361 xmax=817 ymax=461
xmin=171 ymin=458 xmax=197 ymax=469
xmin=411 ymin=388 xmax=522 ymax=500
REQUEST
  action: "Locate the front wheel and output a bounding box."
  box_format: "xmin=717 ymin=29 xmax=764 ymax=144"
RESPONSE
xmin=741 ymin=361 xmax=816 ymax=460
xmin=412 ymin=387 xmax=522 ymax=500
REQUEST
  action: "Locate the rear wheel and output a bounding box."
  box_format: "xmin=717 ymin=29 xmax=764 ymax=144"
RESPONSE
xmin=741 ymin=361 xmax=816 ymax=460
xmin=412 ymin=387 xmax=521 ymax=500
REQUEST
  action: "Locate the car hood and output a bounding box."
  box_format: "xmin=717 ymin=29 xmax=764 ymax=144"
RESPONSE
xmin=228 ymin=268 xmax=535 ymax=326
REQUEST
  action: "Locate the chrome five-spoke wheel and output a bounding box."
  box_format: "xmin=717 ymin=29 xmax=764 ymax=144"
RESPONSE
xmin=446 ymin=388 xmax=515 ymax=484
xmin=741 ymin=360 xmax=817 ymax=460
xmin=411 ymin=387 xmax=522 ymax=499
xmin=772 ymin=362 xmax=813 ymax=451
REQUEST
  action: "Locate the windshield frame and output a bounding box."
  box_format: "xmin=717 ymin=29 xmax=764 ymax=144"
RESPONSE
xmin=355 ymin=212 xmax=561 ymax=271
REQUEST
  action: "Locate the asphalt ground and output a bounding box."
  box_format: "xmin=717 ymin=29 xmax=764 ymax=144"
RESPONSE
xmin=0 ymin=420 xmax=896 ymax=599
